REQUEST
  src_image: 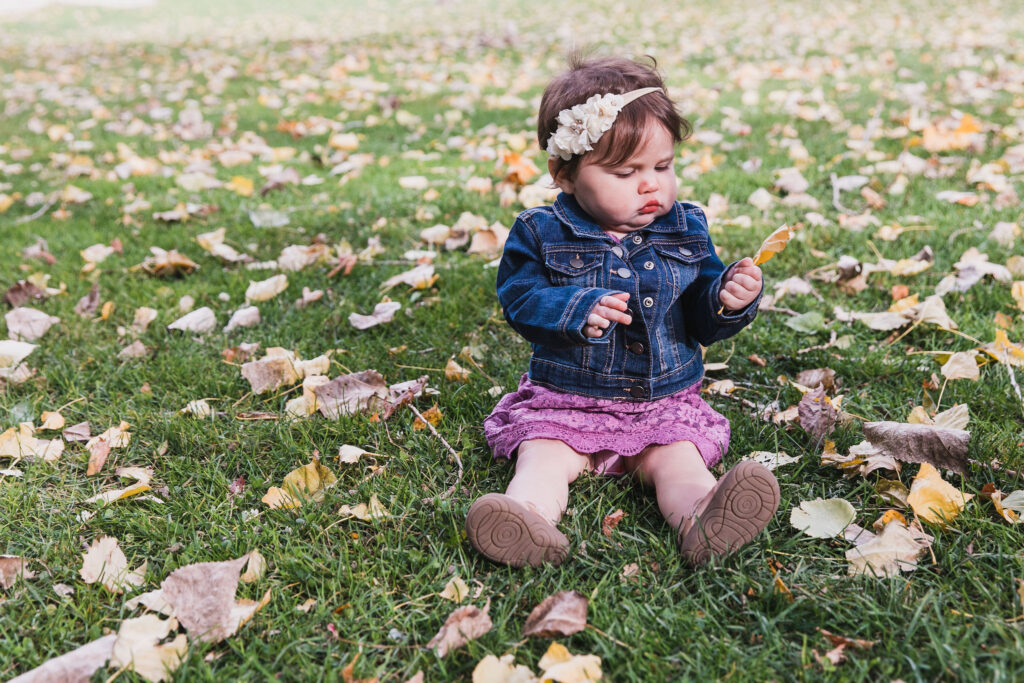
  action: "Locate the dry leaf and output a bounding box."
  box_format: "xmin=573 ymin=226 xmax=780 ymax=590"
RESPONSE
xmin=862 ymin=421 xmax=969 ymax=474
xmin=139 ymin=248 xmax=199 ymax=277
xmin=167 ymin=307 xmax=216 ymax=334
xmin=74 ymin=284 xmax=101 ymax=317
xmin=79 ymin=536 xmax=146 ymax=593
xmin=110 ymin=615 xmax=188 ymax=682
xmin=350 ymin=301 xmax=402 ymax=330
xmin=380 ymin=264 xmax=436 ymax=290
xmin=743 ymin=451 xmax=800 ymax=471
xmin=798 ymin=386 xmax=838 ymax=440
xmin=85 ymin=482 xmax=151 ymax=505
xmin=0 ymin=555 xmax=36 ymax=589
xmin=601 ymin=509 xmax=625 ymax=536
xmin=413 ymin=405 xmax=443 ymax=430
xmin=445 ymin=358 xmax=471 ymax=382
xmin=262 ymin=458 xmax=337 ymax=509
xmin=790 ymin=498 xmax=856 ymax=538
xmin=314 ymin=370 xmax=388 ymax=419
xmin=0 ymin=340 xmax=37 ymax=381
xmin=7 ymin=634 xmax=116 ymax=683
xmin=795 ymin=368 xmax=836 ymax=392
xmin=940 ymin=351 xmax=979 ymax=381
xmin=240 ymin=550 xmax=266 ymax=583
xmin=224 ymin=306 xmax=261 ymax=333
xmin=523 ymin=590 xmax=589 ymax=638
xmin=161 ymin=554 xmax=256 ymax=643
xmin=471 ymin=654 xmax=538 ymax=683
xmin=537 ymin=642 xmax=603 ymax=682
xmin=427 ymin=603 xmax=493 ymax=657
xmin=5 ymin=307 xmax=60 ymax=342
xmin=245 ymin=274 xmax=289 ymax=303
xmin=752 ymin=224 xmax=793 ymax=266
xmin=338 ymin=493 xmax=390 ymax=520
xmin=907 ymin=463 xmax=973 ymax=524
xmin=439 ymin=576 xmax=470 ymax=603
xmin=846 ymin=520 xmax=929 ymax=577
xmin=63 ymin=421 xmax=91 ymax=442
xmin=338 ymin=445 xmax=371 ymax=464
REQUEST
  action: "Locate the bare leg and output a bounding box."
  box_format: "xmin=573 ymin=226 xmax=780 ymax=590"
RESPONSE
xmin=504 ymin=438 xmax=592 ymax=524
xmin=465 ymin=439 xmax=591 ymax=567
xmin=625 ymin=441 xmax=716 ymax=532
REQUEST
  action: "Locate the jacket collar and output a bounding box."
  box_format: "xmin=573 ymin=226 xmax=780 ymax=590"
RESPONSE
xmin=552 ymin=192 xmax=687 ymax=239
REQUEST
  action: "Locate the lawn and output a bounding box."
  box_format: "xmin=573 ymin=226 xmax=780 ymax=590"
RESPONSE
xmin=2 ymin=0 xmax=1024 ymax=680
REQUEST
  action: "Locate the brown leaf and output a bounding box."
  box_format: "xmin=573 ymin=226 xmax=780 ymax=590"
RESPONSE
xmin=795 ymin=368 xmax=836 ymax=392
xmin=160 ymin=555 xmax=249 ymax=643
xmin=314 ymin=370 xmax=388 ymax=419
xmin=427 ymin=603 xmax=493 ymax=657
xmin=86 ymin=439 xmax=112 ymax=476
xmin=240 ymin=355 xmax=299 ymax=395
xmin=523 ymin=590 xmax=588 ymax=638
xmin=412 ymin=405 xmax=443 ymax=431
xmin=798 ymin=386 xmax=838 ymax=440
xmin=8 ymin=634 xmax=116 ymax=682
xmin=74 ymin=284 xmax=101 ymax=317
xmin=140 ymin=247 xmax=200 ymax=277
xmin=63 ymin=421 xmax=91 ymax=442
xmin=601 ymin=509 xmax=625 ymax=536
xmin=380 ymin=376 xmax=428 ymax=421
xmin=4 ymin=281 xmax=45 ymax=308
xmin=863 ymin=421 xmax=970 ymax=474
xmin=0 ymin=555 xmax=36 ymax=589
xmin=818 ymin=628 xmax=876 ymax=651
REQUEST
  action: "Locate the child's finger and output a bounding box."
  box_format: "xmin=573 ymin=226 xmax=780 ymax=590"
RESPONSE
xmin=587 ymin=312 xmax=611 ymax=329
xmin=600 ymin=293 xmax=630 ymax=310
xmin=727 ymin=272 xmax=761 ymax=291
xmin=594 ymin=305 xmax=632 ymax=325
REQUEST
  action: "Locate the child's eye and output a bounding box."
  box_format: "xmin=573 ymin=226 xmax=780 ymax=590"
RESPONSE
xmin=656 ymin=165 xmax=672 ymax=172
xmin=612 ymin=170 xmax=633 ymax=178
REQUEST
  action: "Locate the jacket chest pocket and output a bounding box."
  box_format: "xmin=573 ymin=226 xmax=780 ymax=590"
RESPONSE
xmin=652 ymin=239 xmax=710 ymax=293
xmin=544 ymin=250 xmax=605 ymax=288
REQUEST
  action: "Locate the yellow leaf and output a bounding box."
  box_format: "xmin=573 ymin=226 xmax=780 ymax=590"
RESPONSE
xmin=538 ymin=642 xmax=603 ymax=682
xmin=439 ymin=576 xmax=470 ymax=602
xmin=445 ymin=358 xmax=471 ymax=383
xmin=752 ymin=224 xmax=793 ymax=266
xmin=261 ymin=486 xmax=300 ymax=509
xmin=226 ymin=176 xmax=254 ymax=197
xmin=39 ymin=411 xmax=65 ymax=430
xmin=85 ymin=483 xmax=151 ymax=505
xmin=981 ymin=329 xmax=1024 ymax=367
xmin=1012 ymin=281 xmax=1024 ymax=312
xmin=413 ymin=405 xmax=443 ymax=431
xmin=907 ymin=463 xmax=973 ymax=524
xmin=263 ymin=458 xmax=337 ymax=509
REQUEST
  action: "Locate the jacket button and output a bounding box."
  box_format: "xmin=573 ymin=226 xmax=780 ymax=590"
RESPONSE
xmin=612 ymin=246 xmax=624 ymax=257
xmin=629 ymin=385 xmax=645 ymax=398
xmin=679 ymin=247 xmax=693 ymax=256
xmin=643 ymin=261 xmax=655 ymax=270
xmin=616 ymin=267 xmax=631 ymax=278
xmin=632 ymin=235 xmax=643 ymax=244
xmin=643 ymin=297 xmax=654 ymax=307
xmin=569 ymin=257 xmax=584 ymax=268
xmin=628 ymin=341 xmax=645 ymax=354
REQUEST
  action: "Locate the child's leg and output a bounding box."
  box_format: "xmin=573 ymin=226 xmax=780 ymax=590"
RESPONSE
xmin=627 ymin=441 xmax=779 ymax=565
xmin=504 ymin=438 xmax=592 ymax=524
xmin=625 ymin=441 xmax=716 ymax=532
xmin=466 ymin=439 xmax=590 ymax=567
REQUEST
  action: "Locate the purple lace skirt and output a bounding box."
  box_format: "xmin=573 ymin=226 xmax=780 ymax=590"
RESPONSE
xmin=483 ymin=374 xmax=730 ymax=476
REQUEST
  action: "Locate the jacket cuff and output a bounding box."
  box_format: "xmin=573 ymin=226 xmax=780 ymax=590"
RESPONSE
xmin=710 ymin=261 xmax=762 ymax=324
xmin=561 ymin=287 xmax=621 ymax=344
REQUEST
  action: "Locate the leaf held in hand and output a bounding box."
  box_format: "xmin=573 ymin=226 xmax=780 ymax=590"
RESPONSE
xmin=752 ymin=224 xmax=793 ymax=266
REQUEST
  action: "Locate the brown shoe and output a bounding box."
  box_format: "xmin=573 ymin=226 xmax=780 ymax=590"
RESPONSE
xmin=677 ymin=460 xmax=780 ymax=565
xmin=466 ymin=493 xmax=569 ymax=568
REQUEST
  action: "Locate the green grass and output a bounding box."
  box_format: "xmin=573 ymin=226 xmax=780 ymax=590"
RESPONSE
xmin=3 ymin=0 xmax=1024 ymax=680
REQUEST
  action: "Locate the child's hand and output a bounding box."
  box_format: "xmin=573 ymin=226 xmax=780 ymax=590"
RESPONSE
xmin=585 ymin=292 xmax=632 ymax=338
xmin=719 ymin=258 xmax=762 ymax=311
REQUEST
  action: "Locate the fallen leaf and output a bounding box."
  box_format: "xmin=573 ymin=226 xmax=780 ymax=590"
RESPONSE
xmin=846 ymin=520 xmax=930 ymax=577
xmin=240 ymin=550 xmax=266 ymax=583
xmin=167 ymin=307 xmax=216 ymax=334
xmin=79 ymin=536 xmax=146 ymax=593
xmin=246 ymin=274 xmax=288 ymax=303
xmin=523 ymin=590 xmax=588 ymax=638
xmin=907 ymin=463 xmax=974 ymax=524
xmin=262 ymin=458 xmax=337 ymax=509
xmin=743 ymin=451 xmax=800 ymax=471
xmin=790 ymin=498 xmax=856 ymax=538
xmin=799 ymin=386 xmax=838 ymax=440
xmin=7 ymin=634 xmax=116 ymax=683
xmin=862 ymin=421 xmax=969 ymax=474
xmin=5 ymin=307 xmax=60 ymax=342
xmin=337 ymin=493 xmax=390 ymax=520
xmin=0 ymin=555 xmax=36 ymax=589
xmin=349 ymin=301 xmax=402 ymax=330
xmin=380 ymin=264 xmax=436 ymax=290
xmin=314 ymin=370 xmax=388 ymax=419
xmin=224 ymin=306 xmax=261 ymax=333
xmin=537 ymin=642 xmax=603 ymax=682
xmin=139 ymin=247 xmax=199 ymax=277
xmin=63 ymin=421 xmax=91 ymax=442
xmin=85 ymin=482 xmax=151 ymax=505
xmin=471 ymin=654 xmax=538 ymax=683
xmin=795 ymin=368 xmax=836 ymax=392
xmin=110 ymin=615 xmax=188 ymax=682
xmin=818 ymin=628 xmax=876 ymax=651
xmin=161 ymin=554 xmax=263 ymax=643
xmin=601 ymin=509 xmax=625 ymax=536
xmin=940 ymin=351 xmax=979 ymax=381
xmin=445 ymin=358 xmax=471 ymax=382
xmin=439 ymin=576 xmax=470 ymax=603
xmin=427 ymin=603 xmax=493 ymax=657
xmin=413 ymin=405 xmax=443 ymax=430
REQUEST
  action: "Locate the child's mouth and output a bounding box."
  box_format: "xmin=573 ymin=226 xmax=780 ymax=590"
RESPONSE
xmin=639 ymin=201 xmax=660 ymax=214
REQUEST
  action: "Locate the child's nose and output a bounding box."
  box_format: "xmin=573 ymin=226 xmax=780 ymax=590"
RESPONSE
xmin=638 ymin=173 xmax=659 ymax=193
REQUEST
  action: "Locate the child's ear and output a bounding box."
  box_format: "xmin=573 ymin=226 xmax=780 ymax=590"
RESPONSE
xmin=548 ymin=158 xmax=574 ymax=194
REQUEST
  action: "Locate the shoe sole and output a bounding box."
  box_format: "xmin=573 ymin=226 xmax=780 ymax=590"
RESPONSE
xmin=679 ymin=461 xmax=780 ymax=565
xmin=466 ymin=493 xmax=569 ymax=568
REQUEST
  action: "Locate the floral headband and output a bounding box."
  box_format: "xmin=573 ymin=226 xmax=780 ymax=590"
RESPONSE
xmin=545 ymin=86 xmax=661 ymax=161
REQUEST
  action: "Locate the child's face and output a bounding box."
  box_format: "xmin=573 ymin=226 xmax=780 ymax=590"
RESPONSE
xmin=552 ymin=122 xmax=678 ymax=236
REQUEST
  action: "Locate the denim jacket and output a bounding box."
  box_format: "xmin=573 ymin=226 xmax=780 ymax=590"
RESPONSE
xmin=497 ymin=193 xmax=761 ymax=401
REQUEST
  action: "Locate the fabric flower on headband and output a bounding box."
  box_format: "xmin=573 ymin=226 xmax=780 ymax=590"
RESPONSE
xmin=546 ymin=86 xmax=661 ymax=161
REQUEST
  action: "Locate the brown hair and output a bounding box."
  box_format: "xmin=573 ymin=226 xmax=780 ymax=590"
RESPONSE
xmin=538 ymin=54 xmax=691 ymax=181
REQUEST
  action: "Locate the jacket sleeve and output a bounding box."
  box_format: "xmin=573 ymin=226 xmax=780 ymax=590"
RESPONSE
xmin=679 ymin=215 xmax=762 ymax=346
xmin=497 ymin=215 xmax=622 ymax=348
